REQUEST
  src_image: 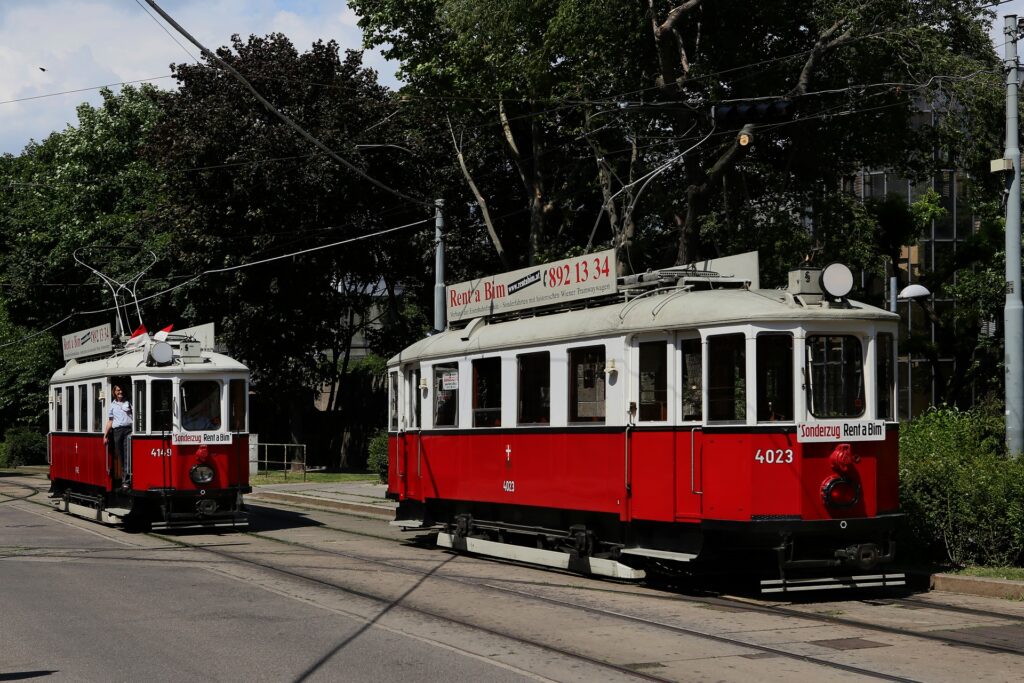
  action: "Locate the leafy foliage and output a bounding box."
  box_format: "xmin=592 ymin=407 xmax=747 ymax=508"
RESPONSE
xmin=0 ymin=427 xmax=47 ymax=467
xmin=367 ymin=429 xmax=389 ymax=482
xmin=900 ymin=406 xmax=1024 ymax=567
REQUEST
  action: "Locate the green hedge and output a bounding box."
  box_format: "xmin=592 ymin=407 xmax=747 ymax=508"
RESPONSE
xmin=367 ymin=430 xmax=389 ymax=483
xmin=0 ymin=427 xmax=47 ymax=468
xmin=900 ymin=406 xmax=1024 ymax=568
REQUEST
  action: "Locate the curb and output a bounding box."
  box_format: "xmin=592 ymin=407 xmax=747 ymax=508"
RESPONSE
xmin=929 ymin=573 xmax=1024 ymax=601
xmin=248 ymin=490 xmax=396 ymax=520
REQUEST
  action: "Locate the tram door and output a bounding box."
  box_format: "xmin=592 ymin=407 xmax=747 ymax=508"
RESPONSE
xmin=395 ymin=368 xmax=423 ymax=501
xmin=674 ymin=337 xmax=703 ymax=519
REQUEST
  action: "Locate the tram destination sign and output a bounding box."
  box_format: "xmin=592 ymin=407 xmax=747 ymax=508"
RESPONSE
xmin=61 ymin=323 xmax=112 ymax=360
xmin=446 ymin=249 xmax=617 ymax=323
xmin=796 ymin=421 xmax=886 ymax=443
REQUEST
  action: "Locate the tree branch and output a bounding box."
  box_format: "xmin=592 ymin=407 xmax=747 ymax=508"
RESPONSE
xmin=448 ymin=117 xmax=509 ymax=269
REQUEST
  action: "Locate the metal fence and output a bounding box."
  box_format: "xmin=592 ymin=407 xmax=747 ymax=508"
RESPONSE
xmin=254 ymin=442 xmax=308 ymax=481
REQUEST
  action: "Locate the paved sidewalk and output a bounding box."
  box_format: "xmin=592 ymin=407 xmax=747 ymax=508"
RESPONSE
xmin=247 ymin=479 xmax=397 ymax=519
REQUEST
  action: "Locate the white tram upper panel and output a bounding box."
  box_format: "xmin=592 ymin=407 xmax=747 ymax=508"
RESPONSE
xmin=51 ymin=345 xmax=248 ymax=384
xmin=390 ymin=286 xmax=898 ymax=365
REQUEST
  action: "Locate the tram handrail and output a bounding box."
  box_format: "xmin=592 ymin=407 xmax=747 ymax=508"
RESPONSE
xmin=690 ymin=426 xmax=703 ymax=495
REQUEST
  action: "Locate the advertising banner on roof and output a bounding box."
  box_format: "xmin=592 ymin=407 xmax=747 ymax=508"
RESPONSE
xmin=61 ymin=323 xmax=112 ymax=360
xmin=446 ymin=249 xmax=618 ymax=323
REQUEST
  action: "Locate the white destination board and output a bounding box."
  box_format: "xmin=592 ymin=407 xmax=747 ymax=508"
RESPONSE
xmin=62 ymin=323 xmax=113 ymax=360
xmin=172 ymin=432 xmax=234 ymax=445
xmin=796 ymin=421 xmax=886 ymax=443
xmin=446 ymin=250 xmax=617 ymax=323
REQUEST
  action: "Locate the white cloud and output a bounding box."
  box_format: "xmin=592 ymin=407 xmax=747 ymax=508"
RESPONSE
xmin=0 ymin=0 xmax=397 ymax=155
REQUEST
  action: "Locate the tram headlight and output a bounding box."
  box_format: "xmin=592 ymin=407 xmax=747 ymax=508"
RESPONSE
xmin=190 ymin=463 xmax=215 ymax=485
xmin=821 ymin=475 xmax=860 ymax=508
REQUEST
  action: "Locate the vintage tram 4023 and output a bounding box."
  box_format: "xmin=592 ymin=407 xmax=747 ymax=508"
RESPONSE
xmin=386 ymin=251 xmax=905 ymax=593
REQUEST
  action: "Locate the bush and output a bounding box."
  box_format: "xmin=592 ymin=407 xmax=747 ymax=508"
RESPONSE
xmin=1 ymin=427 xmax=47 ymax=468
xmin=367 ymin=430 xmax=389 ymax=483
xmin=900 ymin=406 xmax=1024 ymax=568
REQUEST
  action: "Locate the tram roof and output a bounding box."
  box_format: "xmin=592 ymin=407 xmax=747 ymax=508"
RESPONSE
xmin=389 ymin=287 xmax=898 ymax=365
xmin=50 ymin=347 xmax=248 ymax=384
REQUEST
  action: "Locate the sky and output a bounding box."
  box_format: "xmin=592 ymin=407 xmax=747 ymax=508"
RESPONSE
xmin=0 ymin=0 xmax=398 ymax=155
xmin=0 ymin=0 xmax=1021 ymax=157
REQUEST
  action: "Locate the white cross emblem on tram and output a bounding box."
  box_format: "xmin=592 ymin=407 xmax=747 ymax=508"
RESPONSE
xmin=505 ymin=444 xmax=512 ymax=465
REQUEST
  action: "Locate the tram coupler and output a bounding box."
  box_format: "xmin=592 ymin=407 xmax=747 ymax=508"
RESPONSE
xmin=834 ymin=541 xmax=895 ymax=570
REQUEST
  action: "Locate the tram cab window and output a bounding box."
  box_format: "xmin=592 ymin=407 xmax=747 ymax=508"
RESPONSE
xmin=569 ymin=346 xmax=605 ymax=423
xmin=638 ymin=342 xmax=667 ymax=421
xmin=134 ymin=380 xmax=147 ymax=433
xmin=67 ymin=385 xmax=76 ymax=432
xmin=229 ymin=379 xmax=247 ymax=432
xmin=472 ymin=358 xmax=501 ymax=427
xmin=681 ymin=338 xmax=702 ymax=422
xmin=756 ymin=334 xmax=793 ymax=422
xmin=54 ymin=388 xmax=63 ymax=431
xmin=434 ymin=364 xmax=459 ymax=427
xmin=806 ymin=335 xmax=865 ymax=418
xmin=152 ymin=380 xmax=173 ymax=432
xmin=78 ymin=385 xmax=88 ymax=432
xmin=180 ymin=380 xmax=222 ymax=431
xmin=707 ymin=334 xmax=746 ymax=423
xmin=389 ymin=372 xmax=399 ymax=431
xmin=91 ymin=382 xmax=104 ymax=432
xmin=517 ymin=352 xmax=550 ymax=425
xmin=876 ymin=333 xmax=895 ymax=421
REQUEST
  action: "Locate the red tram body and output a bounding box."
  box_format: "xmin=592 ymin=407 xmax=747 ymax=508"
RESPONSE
xmin=48 ymin=328 xmax=251 ymax=530
xmin=387 ymin=254 xmax=905 ymax=591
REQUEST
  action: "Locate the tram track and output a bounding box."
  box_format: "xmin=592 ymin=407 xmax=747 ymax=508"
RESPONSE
xmin=0 ymin=477 xmax=43 ymax=504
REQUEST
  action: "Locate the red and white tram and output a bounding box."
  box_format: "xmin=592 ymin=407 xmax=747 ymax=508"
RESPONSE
xmin=48 ymin=325 xmax=251 ymax=530
xmin=387 ymin=252 xmax=905 ymax=591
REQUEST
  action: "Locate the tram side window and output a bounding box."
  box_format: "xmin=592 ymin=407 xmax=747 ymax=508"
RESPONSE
xmin=407 ymin=369 xmax=421 ymax=429
xmin=134 ymin=380 xmax=147 ymax=433
xmin=569 ymin=346 xmax=605 ymax=423
xmin=67 ymin=385 xmax=76 ymax=432
xmin=152 ymin=380 xmax=173 ymax=432
xmin=806 ymin=335 xmax=865 ymax=418
xmin=91 ymin=382 xmax=103 ymax=432
xmin=472 ymin=358 xmax=501 ymax=427
xmin=78 ymin=385 xmax=88 ymax=432
xmin=756 ymin=334 xmax=793 ymax=422
xmin=389 ymin=372 xmax=399 ymax=431
xmin=707 ymin=334 xmax=746 ymax=423
xmin=681 ymin=338 xmax=702 ymax=422
xmin=638 ymin=342 xmax=667 ymax=421
xmin=517 ymin=352 xmax=550 ymax=425
xmin=181 ymin=380 xmax=222 ymax=431
xmin=434 ymin=364 xmax=459 ymax=427
xmin=876 ymin=334 xmax=895 ymax=421
xmin=229 ymin=379 xmax=247 ymax=432
xmin=54 ymin=388 xmax=63 ymax=431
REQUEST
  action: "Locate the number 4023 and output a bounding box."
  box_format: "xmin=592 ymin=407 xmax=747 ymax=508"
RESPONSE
xmin=754 ymin=448 xmax=793 ymax=464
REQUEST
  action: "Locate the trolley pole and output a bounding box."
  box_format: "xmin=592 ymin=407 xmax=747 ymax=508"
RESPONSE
xmin=1003 ymin=16 xmax=1024 ymax=456
xmin=434 ymin=199 xmax=446 ymax=334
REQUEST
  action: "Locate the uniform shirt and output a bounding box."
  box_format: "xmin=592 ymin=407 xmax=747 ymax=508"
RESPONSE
xmin=108 ymin=399 xmax=133 ymax=428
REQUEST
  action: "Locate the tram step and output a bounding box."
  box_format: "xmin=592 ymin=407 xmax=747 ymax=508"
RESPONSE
xmin=437 ymin=532 xmax=646 ymax=580
xmin=620 ymin=547 xmax=698 ymax=562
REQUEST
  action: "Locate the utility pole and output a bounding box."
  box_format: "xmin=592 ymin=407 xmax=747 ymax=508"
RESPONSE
xmin=434 ymin=199 xmax=446 ymax=334
xmin=1001 ymin=16 xmax=1023 ymax=455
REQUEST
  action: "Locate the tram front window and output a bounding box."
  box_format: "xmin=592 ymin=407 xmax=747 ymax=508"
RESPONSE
xmin=152 ymin=380 xmax=173 ymax=432
xmin=805 ymin=335 xmax=865 ymax=418
xmin=181 ymin=380 xmax=222 ymax=431
xmin=757 ymin=334 xmax=793 ymax=422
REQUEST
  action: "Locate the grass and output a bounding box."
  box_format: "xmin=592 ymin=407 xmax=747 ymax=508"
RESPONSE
xmin=954 ymin=566 xmax=1024 ymax=582
xmin=251 ymin=471 xmax=379 ymax=485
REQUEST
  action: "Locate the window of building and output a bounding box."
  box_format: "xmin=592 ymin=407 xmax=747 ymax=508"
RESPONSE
xmin=569 ymin=346 xmax=605 ymax=423
xmin=92 ymin=382 xmax=104 ymax=432
xmin=757 ymin=334 xmax=793 ymax=422
xmin=680 ymin=338 xmax=702 ymax=422
xmin=389 ymin=372 xmax=399 ymax=431
xmin=877 ymin=334 xmax=895 ymax=421
xmin=152 ymin=380 xmax=173 ymax=432
xmin=433 ymin=364 xmax=459 ymax=427
xmin=707 ymin=334 xmax=746 ymax=423
xmin=230 ymin=379 xmax=247 ymax=432
xmin=78 ymin=385 xmax=88 ymax=432
xmin=638 ymin=341 xmax=667 ymax=421
xmin=806 ymin=335 xmax=865 ymax=418
xmin=472 ymin=358 xmax=501 ymax=427
xmin=54 ymin=388 xmax=63 ymax=431
xmin=180 ymin=380 xmax=221 ymax=431
xmin=67 ymin=385 xmax=76 ymax=432
xmin=517 ymin=352 xmax=550 ymax=425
